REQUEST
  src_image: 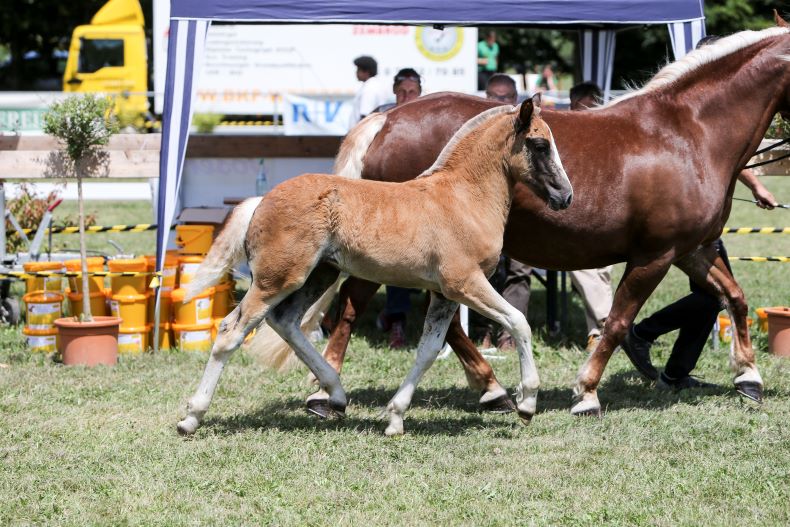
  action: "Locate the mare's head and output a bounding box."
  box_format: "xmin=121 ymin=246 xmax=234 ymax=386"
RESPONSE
xmin=508 ymin=94 xmax=572 ymax=210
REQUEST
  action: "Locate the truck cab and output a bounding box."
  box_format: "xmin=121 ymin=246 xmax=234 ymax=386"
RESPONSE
xmin=62 ymin=0 xmax=148 ymax=118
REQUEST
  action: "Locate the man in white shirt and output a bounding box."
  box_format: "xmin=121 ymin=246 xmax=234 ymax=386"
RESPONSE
xmin=348 ymin=55 xmax=392 ymax=128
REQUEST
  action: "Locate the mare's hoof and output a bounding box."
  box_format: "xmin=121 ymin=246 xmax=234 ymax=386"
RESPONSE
xmin=306 ymin=399 xmax=346 ymax=419
xmin=570 ymin=397 xmax=602 ymax=418
xmin=480 ymin=394 xmax=516 ymax=414
xmin=735 ymin=382 xmax=763 ymax=404
xmin=573 ymin=407 xmax=602 ymax=418
xmin=516 ymin=409 xmax=533 ymax=424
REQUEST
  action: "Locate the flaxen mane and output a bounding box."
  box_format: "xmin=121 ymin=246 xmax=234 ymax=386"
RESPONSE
xmin=418 ymin=105 xmax=516 ymax=177
xmin=607 ymin=26 xmax=790 ymax=107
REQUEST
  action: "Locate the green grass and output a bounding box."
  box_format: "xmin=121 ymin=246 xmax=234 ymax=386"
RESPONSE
xmin=1 ymin=179 xmax=789 ymax=525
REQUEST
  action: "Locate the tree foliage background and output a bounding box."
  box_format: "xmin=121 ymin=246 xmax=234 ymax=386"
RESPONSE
xmin=0 ymin=0 xmax=785 ymax=91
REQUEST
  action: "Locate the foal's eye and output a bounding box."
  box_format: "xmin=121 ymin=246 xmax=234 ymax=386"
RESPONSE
xmin=532 ymin=141 xmax=549 ymax=153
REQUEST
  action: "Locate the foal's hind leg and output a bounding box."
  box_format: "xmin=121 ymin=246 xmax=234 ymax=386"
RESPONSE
xmin=385 ymin=292 xmax=458 ymax=436
xmin=443 ymin=273 xmax=539 ymax=422
xmin=675 ymin=246 xmax=763 ymax=402
xmin=572 ymin=255 xmax=672 ymax=416
xmin=177 ymin=285 xmax=271 ymax=435
xmin=267 ymin=265 xmax=348 ymax=417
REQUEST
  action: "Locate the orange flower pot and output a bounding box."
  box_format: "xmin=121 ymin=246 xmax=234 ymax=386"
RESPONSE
xmin=55 ymin=316 xmax=122 ymax=366
xmin=765 ymin=307 xmax=790 ymax=357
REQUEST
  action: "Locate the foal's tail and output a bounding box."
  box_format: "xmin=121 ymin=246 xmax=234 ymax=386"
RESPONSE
xmin=246 ymin=114 xmax=387 ymax=371
xmin=183 ymin=197 xmax=262 ymax=302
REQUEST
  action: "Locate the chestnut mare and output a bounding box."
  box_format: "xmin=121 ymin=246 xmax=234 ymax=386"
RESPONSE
xmin=177 ymin=98 xmax=572 ymax=436
xmin=258 ymin=23 xmax=790 ymax=418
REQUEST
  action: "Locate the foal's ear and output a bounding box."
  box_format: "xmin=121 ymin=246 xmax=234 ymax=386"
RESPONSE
xmin=775 ymin=9 xmax=789 ymax=28
xmin=516 ymin=93 xmax=542 ymax=132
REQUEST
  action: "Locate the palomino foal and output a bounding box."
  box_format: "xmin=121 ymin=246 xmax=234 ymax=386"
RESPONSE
xmin=176 ymin=95 xmax=572 ymax=436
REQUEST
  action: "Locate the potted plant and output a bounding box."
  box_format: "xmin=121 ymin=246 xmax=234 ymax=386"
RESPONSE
xmin=43 ymin=94 xmax=122 ymax=366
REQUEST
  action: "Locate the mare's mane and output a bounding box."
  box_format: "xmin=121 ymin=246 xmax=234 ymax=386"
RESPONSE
xmin=418 ymin=105 xmax=515 ymax=178
xmin=607 ymin=26 xmax=790 ymax=108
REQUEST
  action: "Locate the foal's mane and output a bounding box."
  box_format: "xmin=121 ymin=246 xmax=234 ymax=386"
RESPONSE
xmin=418 ymin=105 xmax=515 ymax=178
xmin=607 ymin=26 xmax=790 ymax=108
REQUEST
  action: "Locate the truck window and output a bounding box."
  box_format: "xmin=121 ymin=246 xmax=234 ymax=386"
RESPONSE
xmin=78 ymin=38 xmax=124 ymax=73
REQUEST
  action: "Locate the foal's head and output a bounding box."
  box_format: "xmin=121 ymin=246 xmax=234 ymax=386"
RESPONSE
xmin=508 ymin=94 xmax=573 ymax=210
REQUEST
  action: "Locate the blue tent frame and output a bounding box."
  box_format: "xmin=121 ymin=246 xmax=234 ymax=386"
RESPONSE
xmin=155 ymin=0 xmax=705 ymax=350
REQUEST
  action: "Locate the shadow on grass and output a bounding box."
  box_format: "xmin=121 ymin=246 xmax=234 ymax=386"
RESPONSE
xmin=202 ymin=371 xmax=767 ymax=436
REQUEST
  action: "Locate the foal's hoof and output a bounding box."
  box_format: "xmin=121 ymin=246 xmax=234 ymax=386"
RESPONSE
xmin=570 ymin=396 xmax=602 ymax=418
xmin=735 ymin=382 xmax=764 ymax=404
xmin=176 ymin=416 xmax=199 ymax=436
xmin=573 ymin=406 xmax=602 ymax=418
xmin=306 ymin=399 xmax=346 ymax=419
xmin=516 ymin=409 xmax=534 ymax=424
xmin=480 ymin=394 xmax=516 ymax=414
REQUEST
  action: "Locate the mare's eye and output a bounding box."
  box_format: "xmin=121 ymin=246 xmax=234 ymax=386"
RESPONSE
xmin=532 ymin=141 xmax=549 ymax=153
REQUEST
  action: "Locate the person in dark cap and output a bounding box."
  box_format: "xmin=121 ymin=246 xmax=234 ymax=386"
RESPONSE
xmin=349 ymin=55 xmax=391 ymax=127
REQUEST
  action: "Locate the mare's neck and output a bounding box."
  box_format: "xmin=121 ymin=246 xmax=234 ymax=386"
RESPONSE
xmin=671 ymin=37 xmax=789 ymax=173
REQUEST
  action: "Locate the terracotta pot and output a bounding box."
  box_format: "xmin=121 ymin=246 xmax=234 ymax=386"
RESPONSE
xmin=55 ymin=316 xmax=122 ymax=366
xmin=764 ymin=307 xmax=790 ymax=357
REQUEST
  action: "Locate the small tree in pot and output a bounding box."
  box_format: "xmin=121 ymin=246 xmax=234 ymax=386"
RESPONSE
xmin=44 ymin=95 xmax=122 ymax=365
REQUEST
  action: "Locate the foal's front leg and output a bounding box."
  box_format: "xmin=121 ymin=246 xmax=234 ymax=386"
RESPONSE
xmin=440 ymin=273 xmax=539 ymax=421
xmin=385 ymin=293 xmax=458 ymax=436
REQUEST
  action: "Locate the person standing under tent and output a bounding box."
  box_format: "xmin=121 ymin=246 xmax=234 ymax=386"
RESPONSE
xmin=348 ymin=55 xmax=391 ymax=128
xmin=477 ymin=31 xmax=500 ymax=90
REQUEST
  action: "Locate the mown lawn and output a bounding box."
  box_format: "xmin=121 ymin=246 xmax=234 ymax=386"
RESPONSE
xmin=1 ymin=177 xmax=789 ymax=525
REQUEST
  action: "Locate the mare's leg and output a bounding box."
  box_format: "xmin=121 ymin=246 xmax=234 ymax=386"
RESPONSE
xmin=177 ymin=283 xmax=273 ymax=435
xmin=384 ymin=292 xmax=458 ymax=436
xmin=674 ymin=245 xmax=763 ymax=402
xmin=323 ymin=277 xmax=381 ymax=372
xmin=443 ymin=273 xmax=539 ymax=421
xmin=446 ymin=311 xmax=513 ymax=412
xmin=572 ymin=255 xmax=673 ymax=416
xmin=266 ymin=265 xmax=349 ymax=417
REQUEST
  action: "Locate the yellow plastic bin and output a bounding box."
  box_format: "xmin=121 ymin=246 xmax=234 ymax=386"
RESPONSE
xmin=23 ymin=327 xmax=58 ymax=353
xmin=109 ymin=293 xmax=148 ymax=329
xmin=67 ymin=291 xmax=108 ymax=318
xmin=147 ymin=290 xmax=172 ymax=327
xmin=144 ymin=253 xmax=179 ymax=292
xmin=755 ymin=308 xmax=772 ymax=332
xmin=155 ymin=322 xmax=173 ymax=351
xmin=23 ymin=292 xmax=63 ymax=331
xmin=118 ymin=324 xmax=151 ymax=354
xmin=171 ymin=287 xmax=214 ymax=326
xmin=177 ymin=256 xmax=204 ymax=286
xmin=718 ymin=315 xmax=753 ymax=343
xmin=212 ymin=280 xmax=235 ymax=320
xmin=108 ymin=257 xmax=148 ymax=296
xmin=64 ymin=257 xmax=105 ymax=294
xmin=23 ymin=261 xmax=64 ymax=294
xmin=172 ymin=321 xmax=214 ymax=353
xmin=176 ymin=224 xmax=214 ymax=255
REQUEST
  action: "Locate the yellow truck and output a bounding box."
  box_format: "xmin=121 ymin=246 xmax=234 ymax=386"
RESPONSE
xmin=62 ymin=0 xmax=148 ymax=119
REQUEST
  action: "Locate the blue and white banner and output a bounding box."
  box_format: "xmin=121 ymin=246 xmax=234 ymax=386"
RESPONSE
xmin=283 ymin=94 xmax=354 ymax=136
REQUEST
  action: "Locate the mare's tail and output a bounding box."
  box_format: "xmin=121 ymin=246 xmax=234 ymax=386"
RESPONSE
xmin=183 ymin=197 xmax=262 ymax=302
xmin=246 ymin=113 xmax=387 ymax=371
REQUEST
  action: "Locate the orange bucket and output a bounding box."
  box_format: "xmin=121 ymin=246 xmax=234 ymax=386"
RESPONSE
xmin=177 ymin=256 xmax=204 ymax=286
xmin=23 ymin=291 xmax=63 ymax=331
xmin=108 ymin=257 xmax=148 ymax=296
xmin=23 ymin=326 xmax=58 ymax=353
xmin=118 ymin=324 xmax=151 ymax=354
xmin=109 ymin=293 xmax=148 ymax=329
xmin=144 ymin=254 xmax=179 ymax=291
xmin=175 ymin=224 xmax=214 ymax=255
xmin=64 ymin=257 xmax=105 ymax=294
xmin=154 ymin=322 xmax=173 ymax=351
xmin=147 ymin=290 xmax=172 ymax=326
xmin=172 ymin=321 xmax=214 ymax=352
xmin=23 ymin=261 xmax=64 ymax=294
xmin=171 ymin=287 xmax=214 ymax=326
xmin=212 ymin=281 xmax=235 ymax=319
xmin=67 ymin=291 xmax=108 ymax=318
xmin=718 ymin=315 xmax=753 ymax=343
